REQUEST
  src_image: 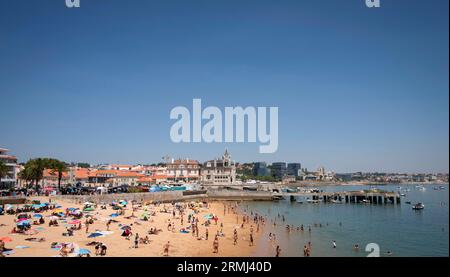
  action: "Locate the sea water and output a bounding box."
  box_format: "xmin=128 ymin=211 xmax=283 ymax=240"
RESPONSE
xmin=240 ymin=184 xmax=449 ymax=257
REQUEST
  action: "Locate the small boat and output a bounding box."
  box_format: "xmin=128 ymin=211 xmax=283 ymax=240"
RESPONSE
xmin=405 ymin=201 xmax=411 ymax=204
xmin=272 ymin=195 xmax=284 ymax=201
xmin=361 ymin=199 xmax=371 ymax=204
xmin=439 ymin=186 xmax=445 ymax=190
xmin=400 ymin=193 xmax=406 ymax=197
xmin=412 ymin=203 xmax=425 ymax=210
xmin=296 ymin=200 xmax=304 ymax=204
xmin=433 ymin=187 xmax=439 ymax=190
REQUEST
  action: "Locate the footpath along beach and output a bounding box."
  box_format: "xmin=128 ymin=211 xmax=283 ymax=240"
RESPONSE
xmin=0 ymin=198 xmax=263 ymax=257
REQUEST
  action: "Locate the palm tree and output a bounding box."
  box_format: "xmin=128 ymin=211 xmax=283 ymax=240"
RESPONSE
xmin=0 ymin=161 xmax=9 ymax=188
xmin=50 ymin=160 xmax=68 ymax=191
xmin=22 ymin=158 xmax=48 ymax=192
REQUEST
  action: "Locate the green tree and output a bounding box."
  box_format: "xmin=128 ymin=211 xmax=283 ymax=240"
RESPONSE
xmin=0 ymin=161 xmax=9 ymax=187
xmin=48 ymin=159 xmax=68 ymax=191
xmin=20 ymin=158 xmax=68 ymax=192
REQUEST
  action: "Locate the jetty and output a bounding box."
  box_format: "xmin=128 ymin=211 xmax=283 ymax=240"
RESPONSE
xmin=279 ymin=190 xmax=401 ymax=204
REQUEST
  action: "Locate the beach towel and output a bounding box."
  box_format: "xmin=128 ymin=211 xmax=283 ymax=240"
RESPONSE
xmin=78 ymin=248 xmax=91 ymax=255
xmin=15 ymin=245 xmax=30 ymax=249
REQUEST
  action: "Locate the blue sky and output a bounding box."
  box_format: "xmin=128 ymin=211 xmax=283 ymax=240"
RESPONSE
xmin=0 ymin=0 xmax=448 ymax=173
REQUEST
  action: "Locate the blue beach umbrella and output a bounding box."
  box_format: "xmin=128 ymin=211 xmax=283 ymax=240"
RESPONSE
xmin=33 ymin=214 xmax=43 ymax=218
xmin=17 ymin=220 xmax=31 ymax=226
xmin=110 ymin=213 xmax=119 ymax=218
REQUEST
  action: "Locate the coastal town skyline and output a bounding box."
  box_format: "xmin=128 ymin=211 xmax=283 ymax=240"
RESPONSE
xmin=1 ymin=146 xmax=448 ymax=176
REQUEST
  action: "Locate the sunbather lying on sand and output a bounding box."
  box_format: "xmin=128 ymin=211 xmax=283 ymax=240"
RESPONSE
xmin=25 ymin=237 xmax=46 ymax=242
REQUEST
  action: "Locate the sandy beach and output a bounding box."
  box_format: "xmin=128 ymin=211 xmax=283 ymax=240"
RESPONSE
xmin=0 ymin=198 xmax=263 ymax=257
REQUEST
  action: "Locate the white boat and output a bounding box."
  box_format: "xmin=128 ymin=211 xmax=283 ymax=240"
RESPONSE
xmin=361 ymin=199 xmax=371 ymax=204
xmin=400 ymin=193 xmax=406 ymax=197
xmin=412 ymin=203 xmax=425 ymax=210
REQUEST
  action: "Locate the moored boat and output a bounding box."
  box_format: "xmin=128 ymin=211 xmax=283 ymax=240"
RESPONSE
xmin=412 ymin=203 xmax=425 ymax=210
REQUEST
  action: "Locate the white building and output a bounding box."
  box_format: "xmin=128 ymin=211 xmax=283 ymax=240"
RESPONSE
xmin=201 ymin=150 xmax=236 ymax=186
xmin=166 ymin=159 xmax=200 ymax=183
xmin=0 ymin=147 xmax=18 ymax=189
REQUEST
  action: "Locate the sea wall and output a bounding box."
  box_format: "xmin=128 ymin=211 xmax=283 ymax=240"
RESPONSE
xmin=206 ymin=190 xmax=273 ymax=201
xmin=50 ymin=191 xmax=208 ymax=205
xmin=49 ymin=190 xmax=274 ymax=204
xmin=0 ymin=197 xmax=27 ymax=205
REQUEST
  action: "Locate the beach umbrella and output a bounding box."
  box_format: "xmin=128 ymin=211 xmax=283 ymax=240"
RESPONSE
xmin=0 ymin=237 xmax=12 ymax=242
xmin=50 ymin=216 xmax=59 ymax=221
xmin=78 ymin=249 xmax=91 ymax=255
xmin=17 ymin=217 xmax=29 ymax=222
xmin=33 ymin=214 xmax=43 ymax=218
xmin=88 ymin=232 xmax=103 ymax=238
xmin=120 ymin=225 xmax=131 ymax=231
xmin=68 ymin=220 xmax=81 ymax=225
xmin=83 ymin=207 xmax=95 ymax=212
xmin=67 ymin=207 xmax=77 ymax=211
xmin=110 ymin=213 xmax=119 ymax=218
xmin=17 ymin=213 xmax=28 ymax=219
xmin=17 ymin=220 xmax=31 ymax=226
xmin=5 ymin=204 xmax=13 ymax=210
xmin=55 ymin=205 xmax=62 ymax=208
xmin=53 ymin=209 xmax=64 ymax=214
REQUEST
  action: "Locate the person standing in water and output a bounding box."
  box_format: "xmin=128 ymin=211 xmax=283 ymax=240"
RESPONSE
xmin=275 ymin=245 xmax=281 ymax=257
xmin=332 ymin=240 xmax=337 ymax=248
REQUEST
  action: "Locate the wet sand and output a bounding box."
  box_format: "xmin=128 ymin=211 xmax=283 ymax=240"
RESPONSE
xmin=0 ymin=198 xmax=262 ymax=257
